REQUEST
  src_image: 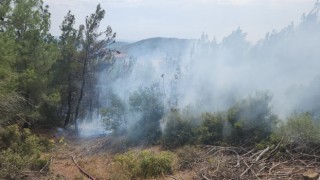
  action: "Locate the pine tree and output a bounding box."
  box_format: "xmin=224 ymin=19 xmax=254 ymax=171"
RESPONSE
xmin=73 ymin=4 xmax=116 ymax=131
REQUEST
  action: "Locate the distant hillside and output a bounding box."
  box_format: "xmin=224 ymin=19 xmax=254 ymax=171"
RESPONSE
xmin=115 ymin=37 xmax=195 ymax=58
xmin=109 ymin=41 xmax=130 ymax=50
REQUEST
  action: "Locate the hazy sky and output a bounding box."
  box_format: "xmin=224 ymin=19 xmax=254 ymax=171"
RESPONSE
xmin=45 ymin=0 xmax=316 ymax=42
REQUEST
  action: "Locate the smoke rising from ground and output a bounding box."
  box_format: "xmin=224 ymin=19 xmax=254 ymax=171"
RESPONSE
xmin=80 ymin=2 xmax=320 ymax=136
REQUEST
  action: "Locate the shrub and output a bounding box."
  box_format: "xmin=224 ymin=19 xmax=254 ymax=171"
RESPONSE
xmin=128 ymin=84 xmax=164 ymax=144
xmin=162 ymin=110 xmax=197 ymax=148
xmin=114 ymin=151 xmax=140 ymax=177
xmin=275 ymin=112 xmax=320 ymax=146
xmin=101 ymin=93 xmax=126 ymax=132
xmin=109 ymin=165 xmax=131 ymax=180
xmin=114 ymin=150 xmax=174 ymax=178
xmin=31 ymin=157 xmax=50 ymax=171
xmin=0 ymin=125 xmax=53 ymax=178
xmin=225 ymin=92 xmax=278 ymax=145
xmin=196 ymin=112 xmax=225 ymax=145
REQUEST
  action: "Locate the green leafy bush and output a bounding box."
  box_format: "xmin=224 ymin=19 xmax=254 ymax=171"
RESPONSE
xmin=225 ymin=93 xmax=278 ymax=145
xmin=162 ymin=110 xmax=197 ymax=148
xmin=162 ymin=93 xmax=278 ymax=148
xmin=101 ymin=93 xmax=126 ymax=132
xmin=38 ymin=92 xmax=61 ymax=126
xmin=114 ymin=150 xmax=174 ymax=178
xmin=272 ymin=112 xmax=320 ymax=146
xmin=128 ymin=84 xmax=164 ymax=144
xmin=0 ymin=125 xmax=53 ymax=178
xmin=196 ymin=112 xmax=225 ymax=145
xmin=285 ymin=113 xmax=320 ymax=143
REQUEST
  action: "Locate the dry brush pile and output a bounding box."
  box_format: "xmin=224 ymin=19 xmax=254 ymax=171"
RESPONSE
xmin=175 ymin=142 xmax=320 ymax=180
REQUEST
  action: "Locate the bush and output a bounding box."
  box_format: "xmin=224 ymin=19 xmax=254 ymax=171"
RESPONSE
xmin=274 ymin=112 xmax=320 ymax=146
xmin=0 ymin=125 xmax=53 ymax=178
xmin=196 ymin=112 xmax=225 ymax=145
xmin=101 ymin=93 xmax=126 ymax=132
xmin=225 ymin=93 xmax=277 ymax=145
xmin=162 ymin=110 xmax=197 ymax=148
xmin=128 ymin=84 xmax=164 ymax=144
xmin=38 ymin=92 xmax=61 ymax=127
xmin=114 ymin=150 xmax=174 ymax=178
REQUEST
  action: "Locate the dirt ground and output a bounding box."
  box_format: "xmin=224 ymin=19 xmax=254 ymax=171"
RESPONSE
xmin=40 ymin=134 xmax=199 ymax=180
xmin=19 ymin=131 xmax=320 ymax=180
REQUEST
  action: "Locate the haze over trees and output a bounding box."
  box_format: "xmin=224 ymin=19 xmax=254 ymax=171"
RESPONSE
xmin=1 ymin=0 xmax=320 ymax=179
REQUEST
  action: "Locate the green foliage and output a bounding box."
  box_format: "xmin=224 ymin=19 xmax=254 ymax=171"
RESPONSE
xmin=161 ymin=93 xmax=278 ymax=148
xmin=0 ymin=125 xmax=53 ymax=178
xmin=128 ymin=84 xmax=164 ymax=144
xmin=0 ymin=0 xmax=60 ymax=126
xmin=114 ymin=150 xmax=174 ymax=178
xmin=285 ymin=112 xmax=320 ymax=143
xmin=32 ymin=157 xmax=49 ymax=170
xmin=255 ymin=112 xmax=320 ymax=151
xmin=273 ymin=112 xmax=320 ymax=145
xmin=101 ymin=94 xmax=126 ymax=132
xmin=38 ymin=92 xmax=61 ymax=126
xmin=53 ymin=10 xmax=82 ymax=127
xmin=0 ymin=30 xmax=16 ymax=94
xmin=197 ymin=112 xmax=225 ymax=145
xmin=0 ymin=1 xmax=115 ymax=128
xmin=162 ymin=110 xmax=197 ymax=148
xmin=71 ymin=4 xmax=116 ymax=130
xmin=225 ymin=93 xmax=277 ymax=145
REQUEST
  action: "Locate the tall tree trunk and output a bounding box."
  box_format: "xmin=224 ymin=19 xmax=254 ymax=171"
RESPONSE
xmin=88 ymin=77 xmax=93 ymax=119
xmin=74 ymin=51 xmax=88 ymax=132
xmin=64 ymin=74 xmax=73 ymax=127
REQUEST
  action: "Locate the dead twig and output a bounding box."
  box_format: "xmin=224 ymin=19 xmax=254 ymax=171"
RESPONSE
xmin=300 ymin=152 xmax=320 ymax=159
xmin=212 ymin=161 xmax=221 ymax=176
xmin=166 ymin=175 xmax=179 ymax=180
xmin=268 ymin=161 xmax=289 ymax=174
xmin=21 ymin=171 xmax=46 ymax=174
xmin=40 ymin=156 xmax=52 ymax=172
xmin=242 ymin=148 xmax=254 ymax=157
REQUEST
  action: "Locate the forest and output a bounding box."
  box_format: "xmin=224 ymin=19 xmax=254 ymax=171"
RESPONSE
xmin=1 ymin=0 xmax=320 ymax=179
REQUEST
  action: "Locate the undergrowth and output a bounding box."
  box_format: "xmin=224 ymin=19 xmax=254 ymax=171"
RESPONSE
xmin=0 ymin=125 xmax=54 ymax=179
xmin=111 ymin=150 xmax=175 ymax=179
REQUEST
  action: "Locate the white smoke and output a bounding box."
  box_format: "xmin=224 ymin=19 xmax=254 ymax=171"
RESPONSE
xmin=79 ymin=2 xmax=320 ymax=136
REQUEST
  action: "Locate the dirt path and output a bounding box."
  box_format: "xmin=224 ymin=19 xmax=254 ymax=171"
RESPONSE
xmin=47 ymin=135 xmax=114 ymax=179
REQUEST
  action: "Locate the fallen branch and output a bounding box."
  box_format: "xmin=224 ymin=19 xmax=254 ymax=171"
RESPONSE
xmin=240 ymin=164 xmax=253 ymax=177
xmin=255 ymin=146 xmax=270 ymax=162
xmin=21 ymin=171 xmax=46 ymax=174
xmin=267 ymin=136 xmax=284 ymax=159
xmin=241 ymin=158 xmax=260 ymax=179
xmin=202 ymin=174 xmax=210 ymax=180
xmin=268 ymin=161 xmax=289 ymax=174
xmin=166 ymin=175 xmax=179 ymax=180
xmin=70 ymin=155 xmax=96 ymax=180
xmin=300 ymin=152 xmax=320 ymax=159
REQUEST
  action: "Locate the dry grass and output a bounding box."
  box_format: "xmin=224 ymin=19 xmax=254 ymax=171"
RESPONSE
xmin=37 ymin=133 xmax=320 ymax=180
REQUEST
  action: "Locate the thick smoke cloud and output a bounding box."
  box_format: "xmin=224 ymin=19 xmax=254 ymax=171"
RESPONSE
xmin=84 ymin=2 xmax=320 ymax=136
